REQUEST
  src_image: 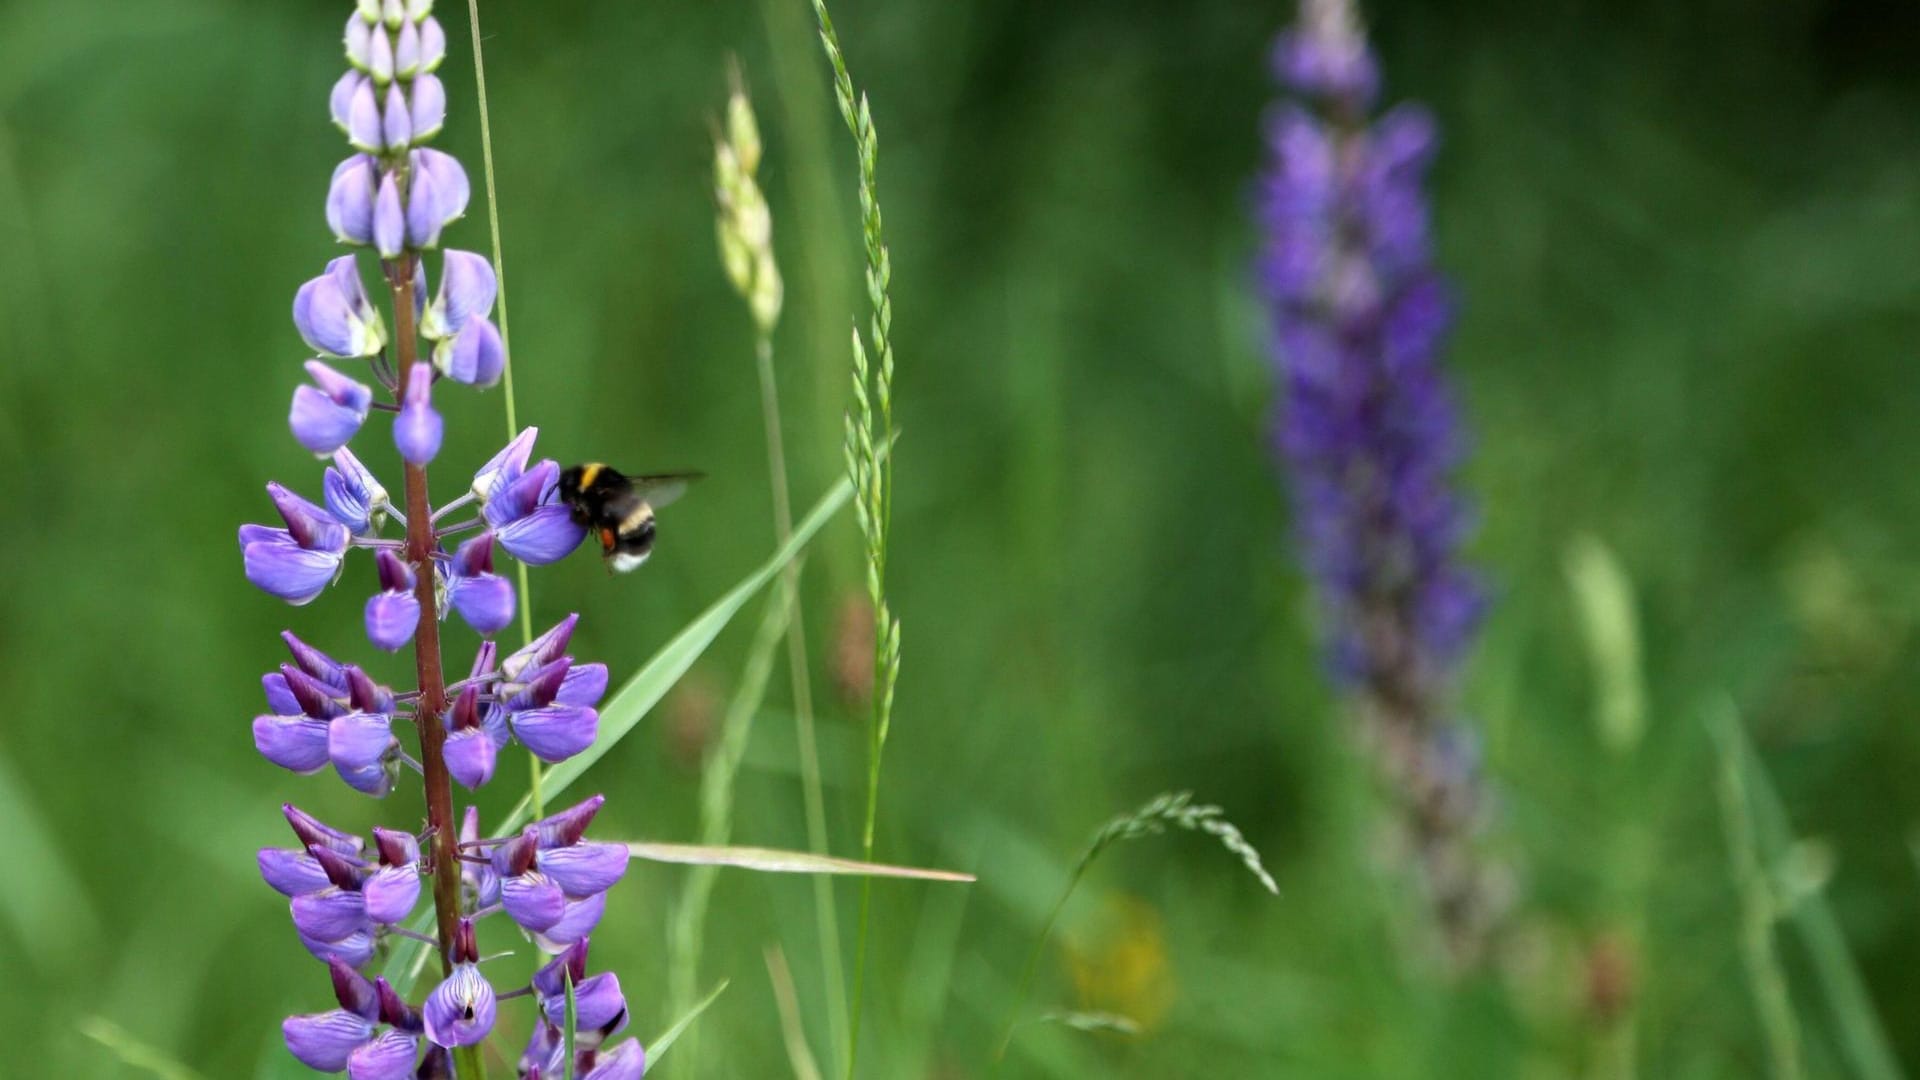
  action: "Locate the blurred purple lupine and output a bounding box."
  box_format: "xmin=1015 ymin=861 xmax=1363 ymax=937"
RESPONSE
xmin=1259 ymin=0 xmax=1506 ymax=967
xmin=241 ymin=4 xmax=646 ymax=1074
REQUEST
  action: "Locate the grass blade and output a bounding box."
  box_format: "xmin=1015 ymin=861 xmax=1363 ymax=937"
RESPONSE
xmin=629 ymin=841 xmax=974 ymax=881
xmin=766 ymin=946 xmax=826 ymax=1080
xmin=78 ymin=1017 xmax=206 ymax=1080
xmin=648 ymin=979 xmax=731 ymax=1066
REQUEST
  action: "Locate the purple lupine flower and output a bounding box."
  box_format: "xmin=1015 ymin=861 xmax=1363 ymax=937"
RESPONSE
xmin=423 ymin=919 xmax=496 ymax=1048
xmin=365 ymin=549 xmax=420 ymax=651
xmin=485 ymin=459 xmax=588 ymax=564
xmin=324 ymin=445 xmax=390 ymax=535
xmin=295 ymin=255 xmax=385 ymax=358
xmin=259 ymin=804 xmax=364 ymax=897
xmin=1259 ymin=0 xmax=1500 ymax=966
xmin=393 ymin=363 xmax=442 ymax=464
xmin=582 ymin=1041 xmax=647 ymax=1080
xmin=242 ymin=483 xmax=351 ymax=604
xmin=442 ymin=531 xmax=514 ymax=633
xmin=443 ymin=684 xmax=497 ymax=789
xmin=436 ymin=313 xmax=505 ymax=386
xmin=283 ymin=958 xmax=380 ymax=1071
xmin=420 ymin=249 xmax=493 ymax=341
xmin=291 ymin=359 xmax=373 ymax=454
xmin=491 ymin=796 xmax=626 ymax=937
xmin=531 ymin=940 xmax=630 ymax=1046
xmin=500 ymin=658 xmax=600 ymax=763
xmin=409 ymin=73 xmax=444 ymax=142
xmin=472 ymin=427 xmax=539 ymax=503
xmin=327 ymin=155 xmax=378 ymax=246
xmin=346 ymin=76 xmax=383 ymax=153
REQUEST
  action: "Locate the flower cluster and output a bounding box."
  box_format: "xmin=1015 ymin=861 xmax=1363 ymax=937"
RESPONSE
xmin=246 ymin=3 xmax=646 ymax=1073
xmin=1259 ymin=0 xmax=1504 ymax=966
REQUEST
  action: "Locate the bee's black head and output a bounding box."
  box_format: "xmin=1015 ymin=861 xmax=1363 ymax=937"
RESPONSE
xmin=557 ymin=465 xmax=587 ymax=502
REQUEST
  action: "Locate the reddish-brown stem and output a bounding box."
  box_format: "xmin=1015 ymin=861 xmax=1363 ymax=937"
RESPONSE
xmin=388 ymin=252 xmax=463 ymax=978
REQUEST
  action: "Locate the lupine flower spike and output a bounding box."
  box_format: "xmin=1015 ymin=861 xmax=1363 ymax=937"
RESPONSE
xmin=243 ymin=4 xmax=645 ymax=1074
xmin=1260 ymin=0 xmax=1507 ymax=968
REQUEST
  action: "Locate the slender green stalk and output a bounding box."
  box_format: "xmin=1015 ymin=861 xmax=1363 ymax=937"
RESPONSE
xmin=465 ymin=0 xmax=542 ymax=818
xmin=805 ymin=4 xmax=900 ymax=1073
xmin=1707 ymin=706 xmax=1802 ymax=1080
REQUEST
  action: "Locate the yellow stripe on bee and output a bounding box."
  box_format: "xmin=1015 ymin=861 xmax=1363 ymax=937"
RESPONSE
xmin=619 ymin=503 xmax=654 ymax=532
xmin=578 ymin=463 xmax=604 ymax=489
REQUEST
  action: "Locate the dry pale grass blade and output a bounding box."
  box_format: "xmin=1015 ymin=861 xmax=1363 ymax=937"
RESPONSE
xmin=765 ymin=946 xmax=826 ymax=1080
xmin=627 ymin=841 xmax=974 ymax=882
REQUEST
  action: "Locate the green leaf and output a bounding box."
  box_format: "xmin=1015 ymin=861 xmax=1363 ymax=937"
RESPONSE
xmin=564 ymin=970 xmax=578 ymax=1080
xmin=496 ymin=468 xmax=860 ymax=834
xmin=648 ymin=979 xmax=731 ymax=1066
xmin=627 ymin=841 xmax=974 ymax=881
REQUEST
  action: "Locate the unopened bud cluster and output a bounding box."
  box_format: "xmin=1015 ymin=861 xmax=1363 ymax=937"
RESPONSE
xmin=714 ymin=80 xmax=783 ymax=334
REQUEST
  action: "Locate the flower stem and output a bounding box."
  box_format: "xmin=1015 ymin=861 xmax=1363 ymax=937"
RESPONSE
xmin=389 ymin=254 xmax=486 ymax=1080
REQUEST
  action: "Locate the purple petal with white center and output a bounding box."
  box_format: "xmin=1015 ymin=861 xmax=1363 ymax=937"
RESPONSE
xmin=532 ymin=891 xmax=606 ymax=953
xmin=557 ymin=663 xmax=608 ymax=708
xmin=410 ymin=73 xmax=445 ymax=142
xmin=365 ymin=589 xmax=419 ymax=652
xmin=419 ymin=16 xmax=446 ymax=71
xmin=374 ymin=170 xmax=404 ymax=258
xmin=382 ymin=81 xmax=411 ymax=152
xmin=394 ymin=363 xmax=442 ymax=465
xmin=331 ymin=71 xmax=364 ymax=132
xmin=415 ymin=150 xmax=469 ymax=227
xmin=423 ymin=965 xmax=496 ymax=1048
xmin=444 ymin=727 xmax=496 ymax=789
xmin=284 ymin=1009 xmax=375 ymax=1072
xmin=582 ymin=1039 xmax=646 ymax=1080
xmin=325 ymin=446 xmax=389 ymax=535
xmin=347 ymin=1030 xmax=418 ymax=1080
xmin=368 ymin=22 xmax=394 ymax=84
xmin=512 ymin=706 xmax=598 ymax=764
xmin=263 ymin=672 xmax=301 ymax=715
xmin=254 ymin=715 xmax=332 ymax=773
xmin=505 ymin=614 xmax=578 ymax=680
xmin=348 ymin=75 xmax=382 ymax=152
xmin=292 ymin=888 xmax=369 ymax=943
xmin=393 ymin=19 xmax=420 ymax=79
xmin=406 ymin=160 xmax=444 ymax=251
xmin=326 ymin=155 xmax=377 ymax=246
xmin=538 ymin=842 xmax=630 ymax=898
xmin=295 ymin=255 xmax=383 ymax=358
xmin=422 ymin=248 xmax=493 ymax=340
xmin=497 ymin=505 xmax=587 ymax=566
xmin=472 ymin=427 xmax=537 ymax=502
xmin=435 ymin=314 xmax=504 ymax=387
xmin=301 ymin=927 xmax=376 ymax=968
xmin=259 ymin=848 xmax=332 ymax=896
xmin=543 ymin=972 xmax=628 ymax=1039
xmin=502 ymin=871 xmax=567 ymax=932
xmin=329 ymin=712 xmax=394 ymax=772
xmin=362 ymin=865 xmax=421 ymax=925
xmin=345 ymin=14 xmax=372 ymax=71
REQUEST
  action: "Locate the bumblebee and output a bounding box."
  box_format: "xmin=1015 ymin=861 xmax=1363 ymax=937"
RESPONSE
xmin=557 ymin=464 xmax=702 ymax=573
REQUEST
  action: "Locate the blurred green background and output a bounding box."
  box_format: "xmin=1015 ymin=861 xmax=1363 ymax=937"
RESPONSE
xmin=2 ymin=0 xmax=1919 ymax=1075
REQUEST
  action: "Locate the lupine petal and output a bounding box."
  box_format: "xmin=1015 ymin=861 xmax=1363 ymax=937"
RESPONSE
xmin=394 ymin=363 xmax=443 ymax=465
xmin=301 ymin=928 xmax=377 ymax=968
xmin=347 ymin=1030 xmax=419 ymax=1080
xmin=374 ymin=170 xmax=404 ymax=258
xmin=581 ymin=1039 xmax=646 ymax=1080
xmin=502 ymin=871 xmax=567 ymax=932
xmin=365 ymin=589 xmax=420 ymax=652
xmin=541 ymin=972 xmax=628 ymax=1038
xmin=446 ymin=547 xmax=515 ymax=634
xmin=336 ymin=761 xmax=395 ymax=798
xmin=444 ymin=727 xmax=497 ymax=789
xmin=537 ymin=842 xmax=630 ymax=898
xmin=531 ymin=794 xmax=603 ymax=848
xmin=435 ymin=314 xmax=504 ymax=387
xmin=422 ymin=965 xmax=496 ymax=1048
xmin=512 ymin=706 xmax=598 ymax=764
xmin=422 ymin=248 xmax=493 ymax=340
xmin=362 ymin=865 xmax=421 ymax=925
xmin=407 ymin=0 xmax=434 ymax=24
xmin=519 ymin=1020 xmax=565 ymax=1078
xmin=484 ymin=460 xmax=558 ymax=528
xmin=325 ymin=446 xmax=390 ymax=535
xmin=406 ymin=159 xmax=444 ymax=251
xmin=284 ymin=1009 xmax=375 ymax=1072
xmin=329 ymin=712 xmax=395 ymax=772
xmin=254 ymin=715 xmax=332 ymax=773
xmin=419 ymin=16 xmax=446 ymax=71
xmin=393 ymin=20 xmax=421 ymax=79
xmin=505 ymin=615 xmax=579 ymax=680
xmin=285 ymin=803 xmax=364 ymax=855
xmin=331 ymin=71 xmax=364 ymax=132
xmin=292 ymin=888 xmax=369 ymax=943
xmin=532 ymin=891 xmax=606 ymax=953
xmin=415 ymin=150 xmax=470 ymax=228
xmin=472 ymin=427 xmax=538 ymax=502
xmin=410 ymin=73 xmax=445 ymax=142
xmin=295 ymin=255 xmax=383 ymax=358
xmin=263 ymin=672 xmax=301 ymax=714
xmin=497 ymin=505 xmax=587 ymax=565
xmin=459 ymin=806 xmax=502 ymax=908
xmin=245 ymin=540 xmax=343 ymax=604
xmin=556 ymin=663 xmax=608 ymax=708
xmin=348 ymin=75 xmax=382 ymax=152
xmin=259 ymin=848 xmax=333 ymax=896
xmin=326 ymin=155 xmax=377 ymax=246
xmin=382 ymin=81 xmax=411 ymax=152
xmin=368 ymin=21 xmax=394 ymax=83
xmin=345 ymin=14 xmax=373 ymax=70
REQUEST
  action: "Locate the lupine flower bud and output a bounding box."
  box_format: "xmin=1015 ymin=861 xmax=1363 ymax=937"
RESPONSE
xmin=357 ymin=0 xmax=381 ymax=23
xmin=421 ymin=249 xmax=494 ymax=341
xmin=382 ymin=0 xmax=405 ymax=29
xmin=394 ymin=363 xmax=442 ymax=464
xmin=410 ymin=73 xmax=444 ymax=142
xmin=330 ymin=71 xmax=364 ymax=134
xmin=406 ymin=160 xmax=446 ymax=251
xmin=434 ymin=313 xmax=505 ymax=386
xmin=459 ymin=805 xmax=502 ymax=908
xmin=419 ymin=16 xmax=446 ymax=71
xmin=291 ymin=359 xmax=373 ymax=454
xmin=408 ymin=0 xmax=433 ymax=22
xmin=345 ymin=14 xmax=373 ymax=72
xmin=381 ymin=82 xmax=411 ymax=153
xmin=347 ymin=76 xmax=383 ymax=153
xmin=326 ymin=155 xmax=378 ymax=246
xmin=294 ymin=255 xmax=386 ymax=358
xmin=409 ymin=150 xmax=470 ymax=252
xmin=715 ymin=79 xmax=782 ymax=334
xmin=472 ymin=427 xmax=537 ymax=501
xmin=362 ymin=826 xmax=422 ymax=924
xmin=365 ymin=549 xmax=420 ymax=651
xmin=443 ymin=531 xmax=514 ymax=633
xmin=444 ymin=684 xmax=497 ymax=788
xmin=373 ymin=170 xmax=404 ymax=258
xmin=324 ymin=446 xmax=390 ymax=535
xmin=368 ymin=23 xmax=395 ymax=85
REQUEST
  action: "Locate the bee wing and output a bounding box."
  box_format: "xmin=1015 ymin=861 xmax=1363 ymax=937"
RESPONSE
xmin=628 ymin=471 xmax=704 ymax=510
